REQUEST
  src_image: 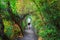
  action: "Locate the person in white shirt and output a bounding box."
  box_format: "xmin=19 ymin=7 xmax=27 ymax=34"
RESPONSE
xmin=27 ymin=18 xmax=32 ymax=29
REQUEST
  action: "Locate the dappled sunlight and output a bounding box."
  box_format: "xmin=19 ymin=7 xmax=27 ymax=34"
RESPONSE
xmin=0 ymin=0 xmax=60 ymax=40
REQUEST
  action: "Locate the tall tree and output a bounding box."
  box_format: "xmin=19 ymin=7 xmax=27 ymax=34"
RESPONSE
xmin=7 ymin=1 xmax=24 ymax=36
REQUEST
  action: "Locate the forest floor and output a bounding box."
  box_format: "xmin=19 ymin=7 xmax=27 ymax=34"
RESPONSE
xmin=16 ymin=27 xmax=38 ymax=40
xmin=22 ymin=29 xmax=38 ymax=40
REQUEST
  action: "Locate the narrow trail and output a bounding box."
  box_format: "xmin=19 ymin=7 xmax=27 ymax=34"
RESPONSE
xmin=22 ymin=28 xmax=38 ymax=40
xmin=16 ymin=18 xmax=38 ymax=40
xmin=16 ymin=28 xmax=38 ymax=40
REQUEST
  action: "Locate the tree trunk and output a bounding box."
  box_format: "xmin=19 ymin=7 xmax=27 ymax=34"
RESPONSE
xmin=7 ymin=1 xmax=24 ymax=36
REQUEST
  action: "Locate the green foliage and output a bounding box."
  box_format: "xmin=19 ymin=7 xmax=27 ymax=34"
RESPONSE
xmin=0 ymin=0 xmax=60 ymax=40
xmin=10 ymin=0 xmax=17 ymax=14
xmin=31 ymin=0 xmax=60 ymax=40
xmin=0 ymin=0 xmax=7 ymax=10
xmin=0 ymin=37 xmax=2 ymax=40
xmin=3 ymin=19 xmax=13 ymax=38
